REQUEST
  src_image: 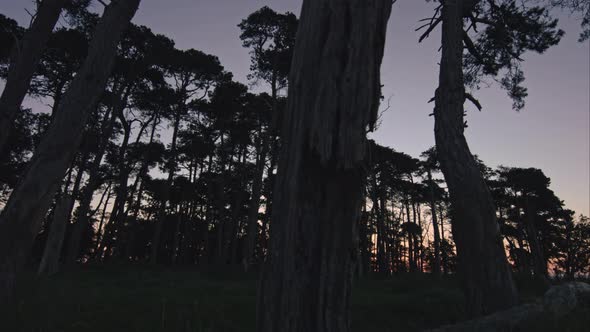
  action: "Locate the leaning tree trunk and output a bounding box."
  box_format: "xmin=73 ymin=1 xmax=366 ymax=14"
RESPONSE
xmin=39 ymin=153 xmax=86 ymax=275
xmin=37 ymin=195 xmax=73 ymax=276
xmin=64 ymin=108 xmax=117 ymax=266
xmin=0 ymin=0 xmax=140 ymax=305
xmin=0 ymin=0 xmax=68 ymax=154
xmin=433 ymin=0 xmax=518 ymax=317
xmin=257 ymin=1 xmax=392 ymax=331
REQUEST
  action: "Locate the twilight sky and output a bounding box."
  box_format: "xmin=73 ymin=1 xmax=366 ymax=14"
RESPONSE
xmin=2 ymin=0 xmax=589 ymax=216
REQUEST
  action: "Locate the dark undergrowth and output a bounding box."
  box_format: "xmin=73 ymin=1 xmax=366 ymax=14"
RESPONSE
xmin=1 ymin=265 xmax=588 ymax=331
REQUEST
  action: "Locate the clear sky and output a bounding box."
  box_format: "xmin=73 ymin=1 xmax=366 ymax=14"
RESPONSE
xmin=1 ymin=0 xmax=589 ymax=216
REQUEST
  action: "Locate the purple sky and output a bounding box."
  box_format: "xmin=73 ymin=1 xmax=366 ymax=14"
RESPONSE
xmin=2 ymin=0 xmax=589 ymax=216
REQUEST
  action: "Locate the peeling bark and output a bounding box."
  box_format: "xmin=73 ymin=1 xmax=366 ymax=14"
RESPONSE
xmin=257 ymin=1 xmax=392 ymax=331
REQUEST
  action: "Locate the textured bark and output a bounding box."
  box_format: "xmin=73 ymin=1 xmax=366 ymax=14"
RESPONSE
xmin=256 ymin=1 xmax=392 ymax=331
xmin=38 ymin=195 xmax=73 ymax=276
xmin=0 ymin=0 xmax=68 ymax=154
xmin=0 ymin=0 xmax=140 ymax=304
xmin=433 ymin=0 xmax=518 ymax=316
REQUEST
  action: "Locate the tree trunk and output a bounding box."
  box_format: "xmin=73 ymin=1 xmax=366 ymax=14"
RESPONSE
xmin=433 ymin=0 xmax=518 ymax=316
xmin=439 ymin=202 xmax=448 ymax=275
xmin=428 ymin=170 xmax=442 ymax=276
xmin=404 ymin=198 xmax=415 ymax=272
xmin=524 ymin=196 xmax=550 ymax=287
xmin=39 ymin=151 xmax=86 ymax=275
xmin=0 ymin=0 xmax=140 ymax=305
xmin=94 ymin=185 xmax=113 ymax=256
xmin=98 ymin=112 xmax=132 ymax=260
xmin=244 ymin=135 xmax=267 ymax=269
xmin=125 ymin=116 xmax=159 ymax=259
xmin=150 ymin=109 xmax=181 ymax=264
xmin=379 ymin=193 xmax=390 ymax=274
xmin=37 ymin=195 xmax=73 ymax=276
xmin=65 ymin=108 xmax=117 ymax=265
xmin=257 ymin=1 xmax=392 ymax=331
xmin=371 ymin=176 xmax=387 ymax=275
xmin=0 ymin=0 xmax=67 ymax=154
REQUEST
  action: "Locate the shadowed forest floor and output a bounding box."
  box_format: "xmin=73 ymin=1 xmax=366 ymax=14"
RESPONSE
xmin=2 ymin=266 xmax=588 ymax=332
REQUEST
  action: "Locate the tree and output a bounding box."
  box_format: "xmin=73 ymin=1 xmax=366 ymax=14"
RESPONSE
xmin=547 ymin=0 xmax=590 ymax=41
xmin=420 ymin=147 xmax=443 ymax=276
xmin=0 ymin=0 xmax=68 ymax=154
xmin=238 ymin=7 xmax=298 ymax=268
xmin=421 ymin=0 xmax=563 ymax=316
xmin=29 ymin=28 xmax=89 ymax=115
xmin=149 ymin=47 xmax=223 ymax=264
xmin=495 ymin=167 xmax=552 ymax=285
xmin=257 ymin=1 xmax=393 ymax=331
xmin=430 ymin=0 xmax=517 ymax=316
xmin=0 ymin=108 xmax=43 ymax=199
xmin=0 ymin=0 xmax=141 ymax=304
xmin=0 ymin=14 xmax=24 ymax=65
xmin=558 ymin=215 xmax=590 ymax=278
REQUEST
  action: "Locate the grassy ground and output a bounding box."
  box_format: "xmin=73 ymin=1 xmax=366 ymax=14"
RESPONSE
xmin=1 ymin=266 xmax=588 ymax=332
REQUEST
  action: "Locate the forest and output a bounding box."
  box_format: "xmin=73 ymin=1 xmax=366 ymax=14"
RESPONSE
xmin=0 ymin=0 xmax=589 ymax=331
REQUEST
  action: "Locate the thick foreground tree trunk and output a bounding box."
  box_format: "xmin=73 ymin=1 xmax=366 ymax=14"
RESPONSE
xmin=433 ymin=0 xmax=518 ymax=317
xmin=256 ymin=1 xmax=392 ymax=331
xmin=0 ymin=0 xmax=140 ymax=305
xmin=0 ymin=0 xmax=67 ymax=154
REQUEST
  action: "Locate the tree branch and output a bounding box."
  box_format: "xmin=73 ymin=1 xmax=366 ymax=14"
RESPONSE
xmin=416 ymin=4 xmax=443 ymax=43
xmin=463 ymin=32 xmax=485 ymax=64
xmin=418 ymin=16 xmax=443 ymax=43
xmin=465 ymin=92 xmax=482 ymax=111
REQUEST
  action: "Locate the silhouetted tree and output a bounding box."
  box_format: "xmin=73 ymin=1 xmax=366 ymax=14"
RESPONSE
xmin=420 ymin=147 xmax=443 ymax=276
xmin=421 ymin=0 xmax=563 ymax=316
xmin=0 ymin=0 xmax=141 ymax=304
xmin=149 ymin=47 xmax=223 ymax=264
xmin=548 ymin=0 xmax=590 ymax=41
xmin=238 ymin=7 xmax=297 ymax=268
xmin=0 ymin=0 xmax=68 ymax=154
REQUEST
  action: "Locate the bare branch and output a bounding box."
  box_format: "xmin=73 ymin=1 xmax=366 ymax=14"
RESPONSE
xmin=416 ymin=3 xmax=443 ymax=43
xmin=465 ymin=92 xmax=483 ymax=111
xmin=419 ymin=16 xmax=443 ymax=43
